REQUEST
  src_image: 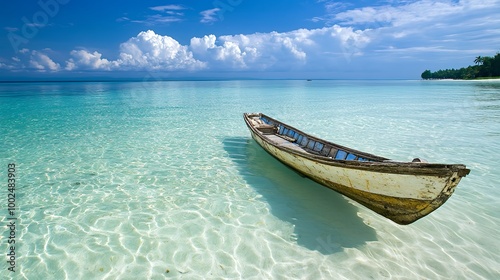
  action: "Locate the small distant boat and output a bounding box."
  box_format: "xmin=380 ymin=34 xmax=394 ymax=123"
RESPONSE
xmin=243 ymin=113 xmax=470 ymax=225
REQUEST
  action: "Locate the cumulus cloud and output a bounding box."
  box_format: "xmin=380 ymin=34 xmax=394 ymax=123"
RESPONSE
xmin=65 ymin=50 xmax=118 ymax=71
xmin=2 ymin=27 xmax=373 ymax=74
xmin=29 ymin=51 xmax=60 ymax=71
xmin=65 ymin=30 xmax=205 ymax=71
xmin=190 ymin=34 xmax=249 ymax=68
xmin=62 ymin=27 xmax=370 ymax=73
xmin=117 ymin=30 xmax=206 ymax=70
xmin=189 ymin=25 xmax=371 ymax=70
xmin=1 ymin=0 xmax=499 ymax=78
xmin=3 ymin=49 xmax=61 ymax=72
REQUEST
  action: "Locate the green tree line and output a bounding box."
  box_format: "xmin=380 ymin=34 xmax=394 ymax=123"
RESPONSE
xmin=421 ymin=52 xmax=500 ymax=80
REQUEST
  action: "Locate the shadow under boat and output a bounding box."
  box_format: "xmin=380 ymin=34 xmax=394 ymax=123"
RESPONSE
xmin=223 ymin=137 xmax=377 ymax=254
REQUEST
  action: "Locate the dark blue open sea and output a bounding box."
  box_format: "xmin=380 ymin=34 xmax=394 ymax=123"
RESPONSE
xmin=1 ymin=80 xmax=499 ymax=279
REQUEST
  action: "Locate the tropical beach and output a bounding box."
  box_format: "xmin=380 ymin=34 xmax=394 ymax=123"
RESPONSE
xmin=421 ymin=53 xmax=500 ymax=80
xmin=1 ymin=1 xmax=500 ymax=279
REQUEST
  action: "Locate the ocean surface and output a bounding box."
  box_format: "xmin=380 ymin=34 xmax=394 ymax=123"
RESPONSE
xmin=0 ymin=79 xmax=499 ymax=279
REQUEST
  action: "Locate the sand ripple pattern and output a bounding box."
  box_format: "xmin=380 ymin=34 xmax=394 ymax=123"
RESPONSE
xmin=0 ymin=80 xmax=499 ymax=279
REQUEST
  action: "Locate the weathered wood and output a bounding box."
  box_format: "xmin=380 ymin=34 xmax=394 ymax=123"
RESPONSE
xmin=243 ymin=113 xmax=470 ymax=225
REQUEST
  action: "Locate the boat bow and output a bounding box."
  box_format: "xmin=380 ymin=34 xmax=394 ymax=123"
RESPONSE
xmin=243 ymin=113 xmax=470 ymax=225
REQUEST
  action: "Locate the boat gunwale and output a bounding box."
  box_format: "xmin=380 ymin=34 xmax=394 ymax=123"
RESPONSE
xmin=244 ymin=113 xmax=470 ymax=177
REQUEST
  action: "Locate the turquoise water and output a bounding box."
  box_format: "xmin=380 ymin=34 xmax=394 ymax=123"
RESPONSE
xmin=1 ymin=80 xmax=499 ymax=279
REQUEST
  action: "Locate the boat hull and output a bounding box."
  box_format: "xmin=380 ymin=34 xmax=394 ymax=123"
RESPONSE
xmin=244 ymin=113 xmax=469 ymax=225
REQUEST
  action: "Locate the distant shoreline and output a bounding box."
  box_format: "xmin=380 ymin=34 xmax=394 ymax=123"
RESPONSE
xmin=0 ymin=78 xmax=428 ymax=83
xmin=424 ymin=77 xmax=500 ymax=81
xmin=470 ymin=77 xmax=500 ymax=81
xmin=1 ymin=78 xmax=499 ymax=83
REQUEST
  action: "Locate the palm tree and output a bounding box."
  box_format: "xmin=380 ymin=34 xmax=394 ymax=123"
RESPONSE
xmin=474 ymin=56 xmax=483 ymax=65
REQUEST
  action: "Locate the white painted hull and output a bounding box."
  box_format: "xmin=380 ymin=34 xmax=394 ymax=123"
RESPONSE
xmin=244 ymin=113 xmax=470 ymax=224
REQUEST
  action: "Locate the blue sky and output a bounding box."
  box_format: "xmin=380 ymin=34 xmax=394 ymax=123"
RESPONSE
xmin=1 ymin=0 xmax=499 ymax=80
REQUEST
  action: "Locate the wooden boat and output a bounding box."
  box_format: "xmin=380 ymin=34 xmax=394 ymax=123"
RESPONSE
xmin=243 ymin=113 xmax=470 ymax=225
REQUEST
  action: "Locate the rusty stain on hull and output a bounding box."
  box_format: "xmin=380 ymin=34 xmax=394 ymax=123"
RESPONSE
xmin=244 ymin=113 xmax=470 ymax=225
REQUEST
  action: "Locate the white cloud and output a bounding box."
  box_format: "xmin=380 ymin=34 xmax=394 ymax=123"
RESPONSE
xmin=149 ymin=5 xmax=185 ymax=11
xmin=116 ymin=16 xmax=130 ymax=22
xmin=66 ymin=50 xmax=118 ymax=71
xmin=322 ymin=0 xmax=499 ymax=28
xmin=65 ymin=30 xmax=205 ymax=71
xmin=189 ymin=25 xmax=371 ymax=70
xmin=29 ymin=50 xmax=60 ymax=72
xmin=117 ymin=30 xmax=206 ymax=70
xmin=3 ymin=0 xmax=499 ymax=79
xmin=313 ymin=0 xmax=500 ymax=66
xmin=190 ymin=34 xmax=248 ymax=68
xmin=200 ymin=8 xmax=221 ymax=23
xmin=0 ymin=51 xmax=27 ymax=70
xmin=131 ymin=14 xmax=184 ymax=24
xmin=2 ymin=27 xmax=371 ymax=74
xmin=122 ymin=5 xmax=186 ymax=25
xmin=59 ymin=27 xmax=370 ymax=73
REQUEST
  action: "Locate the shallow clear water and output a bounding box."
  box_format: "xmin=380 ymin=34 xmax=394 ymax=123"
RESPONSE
xmin=1 ymin=80 xmax=499 ymax=279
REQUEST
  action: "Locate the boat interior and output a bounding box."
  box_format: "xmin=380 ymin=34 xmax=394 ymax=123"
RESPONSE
xmin=248 ymin=114 xmax=387 ymax=162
